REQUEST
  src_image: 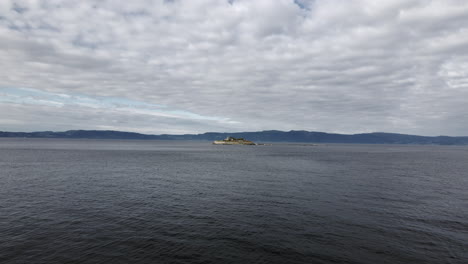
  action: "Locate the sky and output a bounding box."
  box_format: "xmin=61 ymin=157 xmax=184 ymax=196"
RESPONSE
xmin=1 ymin=0 xmax=468 ymax=136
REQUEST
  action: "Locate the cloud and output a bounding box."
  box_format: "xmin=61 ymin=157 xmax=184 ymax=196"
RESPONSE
xmin=1 ymin=0 xmax=468 ymax=135
xmin=0 ymin=87 xmax=237 ymax=125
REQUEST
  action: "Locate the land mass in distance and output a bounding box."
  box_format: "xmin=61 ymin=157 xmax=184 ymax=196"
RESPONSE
xmin=1 ymin=130 xmax=468 ymax=145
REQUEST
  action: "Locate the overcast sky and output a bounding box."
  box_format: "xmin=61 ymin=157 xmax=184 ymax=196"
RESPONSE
xmin=1 ymin=0 xmax=468 ymax=136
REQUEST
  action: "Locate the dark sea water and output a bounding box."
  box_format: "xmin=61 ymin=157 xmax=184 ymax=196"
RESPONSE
xmin=0 ymin=139 xmax=467 ymax=264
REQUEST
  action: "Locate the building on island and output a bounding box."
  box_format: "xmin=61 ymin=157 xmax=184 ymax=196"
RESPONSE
xmin=212 ymin=136 xmax=256 ymax=145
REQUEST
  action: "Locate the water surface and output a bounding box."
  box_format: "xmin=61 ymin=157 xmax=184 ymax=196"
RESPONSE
xmin=0 ymin=139 xmax=467 ymax=263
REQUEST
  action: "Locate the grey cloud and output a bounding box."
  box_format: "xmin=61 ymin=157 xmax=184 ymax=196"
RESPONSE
xmin=1 ymin=0 xmax=468 ymax=135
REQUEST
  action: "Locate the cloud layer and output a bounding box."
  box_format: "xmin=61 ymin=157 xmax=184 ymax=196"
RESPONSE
xmin=1 ymin=0 xmax=468 ymax=135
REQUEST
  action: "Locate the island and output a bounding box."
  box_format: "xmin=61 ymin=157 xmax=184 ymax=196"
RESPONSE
xmin=213 ymin=136 xmax=256 ymax=145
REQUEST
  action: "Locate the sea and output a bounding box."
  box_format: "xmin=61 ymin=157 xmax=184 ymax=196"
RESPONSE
xmin=0 ymin=138 xmax=467 ymax=264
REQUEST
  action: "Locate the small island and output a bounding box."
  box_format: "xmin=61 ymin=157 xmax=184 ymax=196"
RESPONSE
xmin=213 ymin=136 xmax=256 ymax=145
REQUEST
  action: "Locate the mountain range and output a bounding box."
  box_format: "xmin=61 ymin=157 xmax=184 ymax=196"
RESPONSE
xmin=1 ymin=130 xmax=468 ymax=145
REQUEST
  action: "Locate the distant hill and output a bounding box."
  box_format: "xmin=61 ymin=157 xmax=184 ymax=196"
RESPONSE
xmin=1 ymin=129 xmax=468 ymax=145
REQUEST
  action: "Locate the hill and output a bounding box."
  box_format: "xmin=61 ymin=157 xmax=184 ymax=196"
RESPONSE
xmin=1 ymin=130 xmax=468 ymax=145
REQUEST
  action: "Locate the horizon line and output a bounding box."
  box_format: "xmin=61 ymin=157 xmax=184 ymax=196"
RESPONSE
xmin=0 ymin=129 xmax=465 ymax=138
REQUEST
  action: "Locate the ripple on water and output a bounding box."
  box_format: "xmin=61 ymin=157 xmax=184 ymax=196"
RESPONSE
xmin=0 ymin=140 xmax=467 ymax=263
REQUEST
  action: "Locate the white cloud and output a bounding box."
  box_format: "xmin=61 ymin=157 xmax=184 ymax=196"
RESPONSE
xmin=1 ymin=0 xmax=468 ymax=135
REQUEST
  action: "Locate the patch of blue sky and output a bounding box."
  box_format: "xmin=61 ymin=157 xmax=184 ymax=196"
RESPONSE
xmin=165 ymin=110 xmax=225 ymax=121
xmin=0 ymin=87 xmax=163 ymax=108
xmin=0 ymin=87 xmax=230 ymax=122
